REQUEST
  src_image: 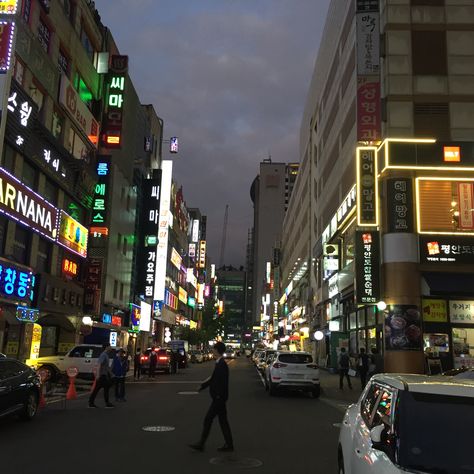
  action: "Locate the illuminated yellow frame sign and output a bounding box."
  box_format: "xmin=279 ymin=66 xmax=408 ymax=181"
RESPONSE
xmin=416 ymin=177 xmax=474 ymax=236
xmin=356 ymin=146 xmax=379 ymax=227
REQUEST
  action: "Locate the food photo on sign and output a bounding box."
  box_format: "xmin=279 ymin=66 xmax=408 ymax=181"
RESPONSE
xmin=384 ymin=305 xmax=422 ymax=351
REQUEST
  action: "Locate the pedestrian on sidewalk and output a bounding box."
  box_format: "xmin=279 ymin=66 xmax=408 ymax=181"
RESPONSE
xmin=189 ymin=342 xmax=234 ymax=453
xmin=89 ymin=343 xmax=115 ymax=408
xmin=112 ymin=348 xmax=128 ymax=401
xmin=134 ymin=348 xmax=142 ymax=380
xmin=338 ymin=347 xmax=352 ymax=390
xmin=357 ymin=347 xmax=370 ymax=388
xmin=149 ymin=347 xmax=157 ymax=378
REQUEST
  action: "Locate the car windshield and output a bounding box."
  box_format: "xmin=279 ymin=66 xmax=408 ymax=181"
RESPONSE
xmin=278 ymin=354 xmax=313 ymax=364
xmin=396 ymin=391 xmax=474 ymax=474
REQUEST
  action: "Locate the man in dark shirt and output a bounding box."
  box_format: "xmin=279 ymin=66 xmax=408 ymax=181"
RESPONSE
xmin=189 ymin=341 xmax=234 ymax=452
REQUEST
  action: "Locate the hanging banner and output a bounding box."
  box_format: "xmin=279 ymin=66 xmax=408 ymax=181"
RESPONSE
xmin=357 ymin=77 xmax=381 ymax=142
xmin=355 ymin=230 xmax=380 ymax=304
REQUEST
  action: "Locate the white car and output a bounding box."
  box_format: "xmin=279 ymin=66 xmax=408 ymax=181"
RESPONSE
xmin=252 ymin=349 xmax=265 ymax=365
xmin=256 ymin=350 xmax=275 ymax=372
xmin=29 ymin=344 xmax=114 ymax=379
xmin=338 ymin=373 xmax=474 ymax=474
xmin=265 ymin=351 xmax=320 ymax=398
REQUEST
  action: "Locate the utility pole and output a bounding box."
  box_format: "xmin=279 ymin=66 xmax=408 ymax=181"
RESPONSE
xmin=219 ymin=204 xmax=229 ymax=268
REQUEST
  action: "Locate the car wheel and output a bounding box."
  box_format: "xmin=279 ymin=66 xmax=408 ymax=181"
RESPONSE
xmin=312 ymin=386 xmax=321 ymax=399
xmin=20 ymin=391 xmax=38 ymax=421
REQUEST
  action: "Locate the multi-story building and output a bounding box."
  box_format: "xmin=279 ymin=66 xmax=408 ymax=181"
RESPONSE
xmin=249 ymin=160 xmax=298 ymax=331
xmin=281 ymin=0 xmax=474 ymax=373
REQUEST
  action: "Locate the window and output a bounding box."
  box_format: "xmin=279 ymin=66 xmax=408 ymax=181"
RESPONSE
xmin=68 ymin=128 xmax=88 ymax=160
xmin=58 ymin=49 xmax=70 ymax=76
xmin=80 ymin=25 xmax=95 ymax=61
xmin=30 ymin=83 xmax=45 ymax=118
xmin=43 ymin=178 xmax=58 ymax=205
xmin=412 ymin=31 xmax=447 ymax=75
xmin=414 ymin=103 xmax=450 ymax=141
xmin=74 ymin=75 xmax=92 ymax=108
xmin=123 ymin=237 xmax=127 ymax=256
xmin=13 ymin=57 xmax=25 ymax=85
xmin=113 ymin=280 xmax=118 ymax=299
xmin=3 ymin=145 xmax=16 ymax=173
xmin=61 ymin=0 xmax=75 ymax=24
xmin=0 ymin=360 xmax=28 ymax=380
xmin=13 ymin=225 xmax=30 ymax=265
xmin=38 ymin=18 xmax=52 ymax=53
xmin=361 ymin=383 xmax=383 ymax=427
xmin=117 ymin=233 xmax=122 ymax=251
xmin=36 ymin=238 xmax=51 ymax=273
xmin=22 ymin=0 xmax=32 ymax=23
xmin=52 ymin=111 xmax=64 ymax=140
xmin=22 ymin=161 xmax=36 ymax=189
xmin=278 ymin=353 xmax=313 ymax=364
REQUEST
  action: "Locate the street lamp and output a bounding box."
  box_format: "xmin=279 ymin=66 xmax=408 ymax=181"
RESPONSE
xmin=314 ymin=330 xmax=324 ymax=341
xmin=376 ymin=301 xmax=387 ymax=311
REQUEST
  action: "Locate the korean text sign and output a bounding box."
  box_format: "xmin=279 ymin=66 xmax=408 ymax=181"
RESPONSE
xmin=0 ymin=257 xmax=34 ymax=304
xmin=355 ymin=230 xmax=380 ymax=304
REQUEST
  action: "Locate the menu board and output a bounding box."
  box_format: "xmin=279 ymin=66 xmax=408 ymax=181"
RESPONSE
xmin=384 ymin=305 xmax=422 ymax=351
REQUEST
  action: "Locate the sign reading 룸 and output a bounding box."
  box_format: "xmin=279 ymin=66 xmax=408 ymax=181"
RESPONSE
xmin=91 ymin=157 xmax=110 ymax=232
xmin=355 ymin=230 xmax=380 ymax=304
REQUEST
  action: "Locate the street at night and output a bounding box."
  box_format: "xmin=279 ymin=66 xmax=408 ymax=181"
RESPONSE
xmin=1 ymin=358 xmax=346 ymax=474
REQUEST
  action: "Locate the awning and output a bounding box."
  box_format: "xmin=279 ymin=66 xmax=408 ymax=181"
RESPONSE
xmin=422 ymin=272 xmax=474 ymax=297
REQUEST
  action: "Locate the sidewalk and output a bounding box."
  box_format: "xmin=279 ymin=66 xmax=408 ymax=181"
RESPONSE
xmin=319 ymin=369 xmax=363 ymax=406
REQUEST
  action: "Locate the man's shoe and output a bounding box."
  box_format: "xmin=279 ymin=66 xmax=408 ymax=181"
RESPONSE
xmin=105 ymin=403 xmax=115 ymax=408
xmin=88 ymin=403 xmax=98 ymax=408
xmin=217 ymin=445 xmax=234 ymax=452
xmin=188 ymin=443 xmax=204 ymax=452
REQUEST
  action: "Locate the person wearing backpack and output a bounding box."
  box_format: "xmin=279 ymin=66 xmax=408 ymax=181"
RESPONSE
xmin=338 ymin=347 xmax=353 ymax=390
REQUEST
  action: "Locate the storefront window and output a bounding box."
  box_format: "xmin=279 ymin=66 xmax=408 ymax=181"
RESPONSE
xmin=358 ymin=329 xmax=367 ymax=352
xmin=357 ymin=308 xmax=366 ymax=328
xmin=367 ymin=306 xmax=376 ymax=326
xmin=349 ymin=312 xmax=357 ymax=330
xmin=367 ymin=328 xmax=377 ymax=352
xmin=452 ymin=328 xmax=474 ymax=368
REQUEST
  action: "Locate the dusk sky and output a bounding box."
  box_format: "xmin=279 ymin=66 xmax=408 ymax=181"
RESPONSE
xmin=94 ymin=0 xmax=330 ymax=266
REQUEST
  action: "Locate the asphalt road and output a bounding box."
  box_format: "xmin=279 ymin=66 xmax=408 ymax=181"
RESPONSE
xmin=0 ymin=357 xmax=345 ymax=474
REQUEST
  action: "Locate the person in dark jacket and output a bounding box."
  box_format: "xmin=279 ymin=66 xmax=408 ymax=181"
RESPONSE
xmin=133 ymin=348 xmax=142 ymax=380
xmin=338 ymin=347 xmax=353 ymax=390
xmin=149 ymin=347 xmax=157 ymax=378
xmin=357 ymin=347 xmax=370 ymax=388
xmin=112 ymin=349 xmax=128 ymax=401
xmin=189 ymin=342 xmax=233 ymax=452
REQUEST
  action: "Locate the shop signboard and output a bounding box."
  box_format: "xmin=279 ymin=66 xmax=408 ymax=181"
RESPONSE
xmin=422 ymin=299 xmax=448 ymax=323
xmin=355 ymin=230 xmax=380 ymax=304
xmin=387 ymin=178 xmax=414 ymax=233
xmin=59 ymin=74 xmax=99 ymax=148
xmin=0 ymin=21 xmax=14 ymax=73
xmin=356 ymin=0 xmax=379 ymax=11
xmin=188 ymin=243 xmax=196 ymax=258
xmin=449 ymin=300 xmax=474 ymax=324
xmin=458 ymin=182 xmax=474 ymax=230
xmin=140 ymin=301 xmax=151 ymax=332
xmin=356 ymin=147 xmax=378 ymax=226
xmin=0 ymin=1 xmax=18 ymax=14
xmin=356 ymin=77 xmax=381 ymax=142
xmin=0 ymin=166 xmax=59 ymax=242
xmin=0 ymin=257 xmax=35 ymax=304
xmin=178 ymin=286 xmax=187 ymax=304
xmin=130 ymin=303 xmax=141 ymax=331
xmin=58 ymin=211 xmax=88 ymax=258
xmin=191 ymin=219 xmax=199 ymax=242
xmin=323 ymin=243 xmax=339 ymax=280
xmin=356 ymin=10 xmax=380 ymax=75
xmin=83 ymin=258 xmax=103 ymax=315
xmin=90 ymin=157 xmax=110 ymax=238
xmin=171 ymin=247 xmax=182 ymax=270
xmin=198 ymin=240 xmax=206 ymax=268
xmin=16 ymin=306 xmax=39 ymax=323
xmin=29 ymin=323 xmax=42 ymax=360
xmin=62 ymin=258 xmax=78 ymax=277
xmin=384 ymin=305 xmax=423 ymax=351
xmin=420 ymin=235 xmax=474 ymax=264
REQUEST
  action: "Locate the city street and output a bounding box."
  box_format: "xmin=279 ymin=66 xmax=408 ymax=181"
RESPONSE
xmin=0 ymin=358 xmax=352 ymax=474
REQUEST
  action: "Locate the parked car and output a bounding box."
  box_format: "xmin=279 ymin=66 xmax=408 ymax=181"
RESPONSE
xmin=190 ymin=350 xmax=204 ymax=364
xmin=0 ymin=358 xmax=41 ymax=421
xmin=257 ymin=350 xmax=275 ymax=372
xmin=252 ymin=349 xmax=265 ymax=365
xmin=31 ymin=344 xmax=105 ymax=380
xmin=338 ymin=373 xmax=474 ymax=474
xmin=141 ymin=348 xmax=173 ymax=374
xmin=0 ymin=353 xmax=6 ymax=358
xmin=265 ymin=351 xmax=320 ymax=398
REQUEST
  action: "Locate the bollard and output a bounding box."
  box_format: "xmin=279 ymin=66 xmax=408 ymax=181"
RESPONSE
xmin=66 ymin=366 xmax=79 ymax=400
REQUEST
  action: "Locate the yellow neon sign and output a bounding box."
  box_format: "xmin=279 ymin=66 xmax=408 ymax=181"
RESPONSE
xmin=356 ymin=146 xmax=379 ymax=227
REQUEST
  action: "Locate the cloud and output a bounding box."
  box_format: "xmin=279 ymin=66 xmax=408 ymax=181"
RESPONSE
xmin=94 ymin=0 xmax=330 ymax=265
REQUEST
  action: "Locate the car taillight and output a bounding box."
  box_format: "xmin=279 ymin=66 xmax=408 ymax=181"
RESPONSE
xmin=307 ymin=364 xmax=319 ymax=369
xmin=272 ymin=363 xmax=287 ymax=369
xmin=141 ymin=356 xmax=148 ymax=361
xmin=159 ymin=356 xmax=168 ymax=361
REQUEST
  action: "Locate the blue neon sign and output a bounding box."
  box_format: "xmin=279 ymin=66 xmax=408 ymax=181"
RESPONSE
xmin=0 ymin=258 xmax=34 ymax=303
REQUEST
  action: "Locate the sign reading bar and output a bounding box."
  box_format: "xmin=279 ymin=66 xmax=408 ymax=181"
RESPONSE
xmin=59 ymin=74 xmax=99 ymax=148
xmin=420 ymin=236 xmax=474 ymax=264
xmin=357 ymin=147 xmax=378 ymax=226
xmin=355 ymin=230 xmax=380 ymax=304
xmin=387 ymin=178 xmax=414 ymax=233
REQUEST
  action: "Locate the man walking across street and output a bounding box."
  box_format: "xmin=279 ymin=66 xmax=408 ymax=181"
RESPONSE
xmin=338 ymin=347 xmax=353 ymax=390
xmin=134 ymin=348 xmax=142 ymax=380
xmin=112 ymin=348 xmax=128 ymax=402
xmin=89 ymin=343 xmax=115 ymax=408
xmin=189 ymin=342 xmax=234 ymax=452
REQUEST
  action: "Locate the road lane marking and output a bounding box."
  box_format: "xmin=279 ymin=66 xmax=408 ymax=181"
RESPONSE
xmin=209 ymin=456 xmax=263 ymax=468
xmin=142 ymin=426 xmax=175 ymax=432
xmin=178 ymin=391 xmax=199 ymax=395
xmin=133 ymin=381 xmax=205 ymax=384
xmin=256 ymin=368 xmax=266 ymax=387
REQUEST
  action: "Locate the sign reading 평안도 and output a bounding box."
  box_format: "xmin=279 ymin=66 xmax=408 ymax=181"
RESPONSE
xmin=355 ymin=230 xmax=380 ymax=304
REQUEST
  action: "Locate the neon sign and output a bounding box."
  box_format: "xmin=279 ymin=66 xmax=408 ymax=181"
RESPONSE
xmin=58 ymin=211 xmax=88 ymax=258
xmin=0 ymin=257 xmax=35 ymax=304
xmin=91 ymin=157 xmax=110 ymax=228
xmin=0 ymin=21 xmax=14 ymax=73
xmin=62 ymin=258 xmax=78 ymax=277
xmin=16 ymin=307 xmax=39 ymax=323
xmin=0 ymin=1 xmax=18 ymax=15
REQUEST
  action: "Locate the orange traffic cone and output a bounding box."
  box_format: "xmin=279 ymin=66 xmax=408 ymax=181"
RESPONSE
xmin=66 ymin=376 xmax=77 ymax=400
xmin=39 ymin=384 xmax=47 ymax=408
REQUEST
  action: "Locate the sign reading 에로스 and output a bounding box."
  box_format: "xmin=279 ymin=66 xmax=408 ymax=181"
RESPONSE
xmin=357 ymin=147 xmax=378 ymax=226
xmin=355 ymin=230 xmax=380 ymax=304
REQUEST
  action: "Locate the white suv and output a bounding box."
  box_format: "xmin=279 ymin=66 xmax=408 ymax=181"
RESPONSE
xmin=338 ymin=373 xmax=474 ymax=474
xmin=265 ymin=351 xmax=320 ymax=398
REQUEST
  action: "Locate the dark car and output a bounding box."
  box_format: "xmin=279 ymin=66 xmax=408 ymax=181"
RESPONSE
xmin=0 ymin=358 xmax=41 ymax=421
xmin=141 ymin=348 xmax=173 ymax=374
